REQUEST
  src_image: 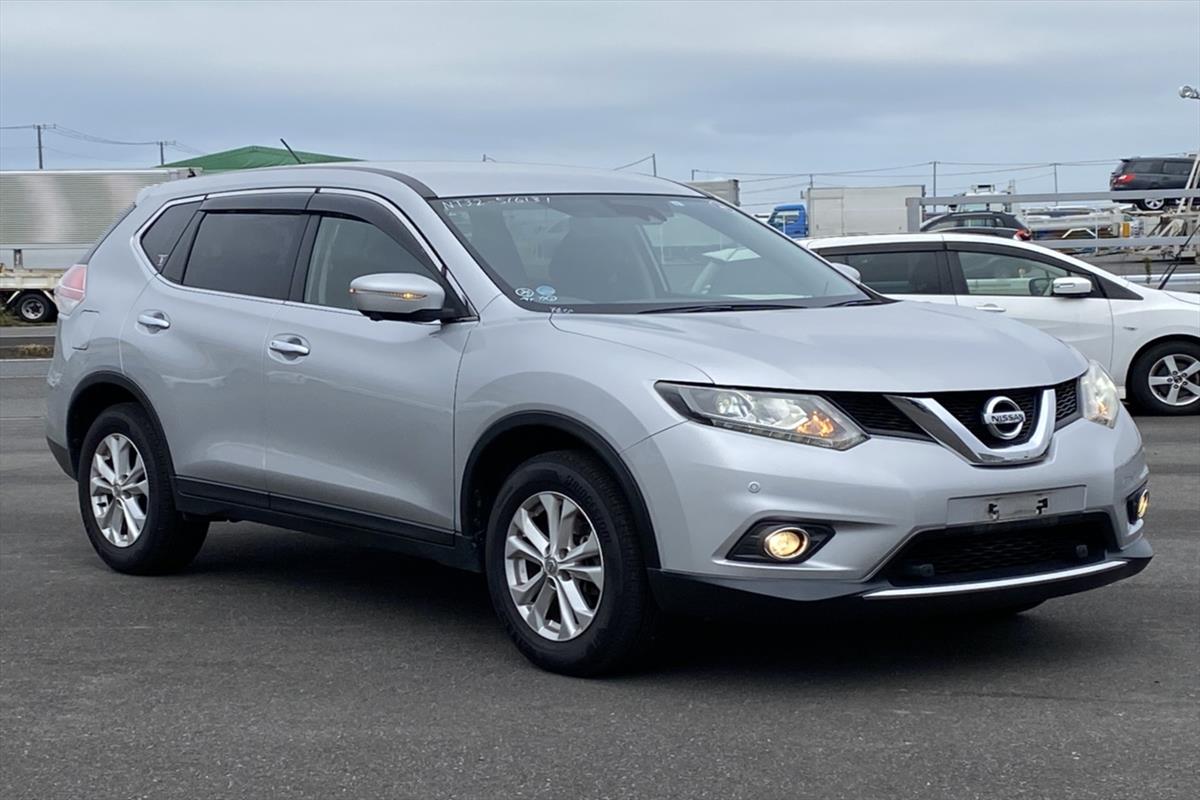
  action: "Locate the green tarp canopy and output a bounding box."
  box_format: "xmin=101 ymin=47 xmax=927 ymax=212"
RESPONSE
xmin=161 ymin=145 xmax=357 ymax=172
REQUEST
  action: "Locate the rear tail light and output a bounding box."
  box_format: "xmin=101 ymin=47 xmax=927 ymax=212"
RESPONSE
xmin=1113 ymin=173 xmax=1135 ymax=185
xmin=1014 ymin=229 xmax=1033 ymax=241
xmin=55 ymin=263 xmax=87 ymax=315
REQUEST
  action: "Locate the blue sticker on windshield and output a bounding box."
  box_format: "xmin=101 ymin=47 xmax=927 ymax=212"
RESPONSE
xmin=536 ymin=285 xmax=556 ymax=297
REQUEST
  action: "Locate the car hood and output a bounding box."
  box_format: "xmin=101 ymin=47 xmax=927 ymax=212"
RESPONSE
xmin=1164 ymin=290 xmax=1200 ymax=306
xmin=550 ymin=301 xmax=1087 ymax=393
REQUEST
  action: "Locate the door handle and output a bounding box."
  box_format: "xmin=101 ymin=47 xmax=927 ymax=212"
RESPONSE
xmin=137 ymin=311 xmax=171 ymax=330
xmin=975 ymin=303 xmax=1006 ymax=313
xmin=269 ymin=337 xmax=310 ymax=356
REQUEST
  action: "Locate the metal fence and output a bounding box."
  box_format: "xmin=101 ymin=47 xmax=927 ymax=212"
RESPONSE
xmin=905 ymin=189 xmax=1200 ymax=251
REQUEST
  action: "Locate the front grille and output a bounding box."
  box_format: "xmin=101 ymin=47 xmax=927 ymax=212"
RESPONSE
xmin=929 ymin=386 xmax=1041 ymax=447
xmin=882 ymin=513 xmax=1113 ymax=586
xmin=1054 ymin=377 xmax=1080 ymax=428
xmin=830 ymin=376 xmax=1079 ymax=444
xmin=827 ymin=393 xmax=930 ymax=440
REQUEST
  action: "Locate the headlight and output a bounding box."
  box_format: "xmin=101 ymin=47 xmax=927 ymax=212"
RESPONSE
xmin=1080 ymin=361 xmax=1119 ymax=428
xmin=656 ymin=383 xmax=866 ymax=450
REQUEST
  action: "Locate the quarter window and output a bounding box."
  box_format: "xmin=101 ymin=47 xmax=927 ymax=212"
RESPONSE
xmin=957 ymin=250 xmax=1073 ymax=297
xmin=832 ymin=251 xmax=944 ymax=295
xmin=182 ymin=212 xmax=305 ymax=298
xmin=1127 ymin=160 xmax=1161 ymax=173
xmin=140 ymin=201 xmax=200 ymax=271
xmin=304 ymin=216 xmax=438 ymax=309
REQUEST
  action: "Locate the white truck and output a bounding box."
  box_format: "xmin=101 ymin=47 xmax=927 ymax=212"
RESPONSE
xmin=1 ymin=168 xmax=194 ymax=322
xmin=805 ymin=185 xmax=923 ymax=238
xmin=686 ymin=179 xmax=741 ymax=206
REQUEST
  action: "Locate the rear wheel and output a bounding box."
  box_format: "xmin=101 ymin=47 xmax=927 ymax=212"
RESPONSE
xmin=485 ymin=450 xmax=656 ymax=676
xmin=1136 ymin=198 xmax=1166 ymax=212
xmin=1128 ymin=341 xmax=1200 ymax=415
xmin=78 ymin=403 xmax=207 ymax=574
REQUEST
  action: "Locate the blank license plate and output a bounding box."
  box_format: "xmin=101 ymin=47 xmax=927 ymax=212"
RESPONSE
xmin=947 ymin=486 xmax=1086 ymax=526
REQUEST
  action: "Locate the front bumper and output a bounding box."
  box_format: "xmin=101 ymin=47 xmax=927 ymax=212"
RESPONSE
xmin=624 ymin=406 xmax=1151 ymax=608
xmin=648 ymin=539 xmax=1151 ymax=617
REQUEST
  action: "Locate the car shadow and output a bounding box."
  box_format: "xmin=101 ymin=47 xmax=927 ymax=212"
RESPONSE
xmin=185 ymin=523 xmax=1135 ymax=685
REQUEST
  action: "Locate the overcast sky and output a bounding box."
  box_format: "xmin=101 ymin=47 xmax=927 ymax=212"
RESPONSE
xmin=1 ymin=0 xmax=1197 ymax=208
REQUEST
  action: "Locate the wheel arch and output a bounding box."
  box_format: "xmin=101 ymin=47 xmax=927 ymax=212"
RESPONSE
xmin=1126 ymin=333 xmax=1200 ymax=385
xmin=461 ymin=411 xmax=661 ymax=569
xmin=67 ymin=371 xmax=175 ymax=479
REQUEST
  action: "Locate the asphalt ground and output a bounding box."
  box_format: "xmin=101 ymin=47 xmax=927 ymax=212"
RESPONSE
xmin=1 ymin=362 xmax=1197 ymax=800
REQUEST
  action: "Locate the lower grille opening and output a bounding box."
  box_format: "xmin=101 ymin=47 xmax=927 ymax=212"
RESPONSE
xmin=883 ymin=513 xmax=1114 ymax=586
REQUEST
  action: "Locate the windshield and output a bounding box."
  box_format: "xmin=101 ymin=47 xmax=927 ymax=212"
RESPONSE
xmin=434 ymin=194 xmax=870 ymax=313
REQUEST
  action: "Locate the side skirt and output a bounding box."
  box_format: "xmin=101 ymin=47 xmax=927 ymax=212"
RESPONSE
xmin=175 ymin=478 xmax=482 ymax=572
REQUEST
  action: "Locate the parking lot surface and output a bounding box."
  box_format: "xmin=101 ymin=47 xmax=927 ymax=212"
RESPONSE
xmin=2 ymin=365 xmax=1197 ymax=800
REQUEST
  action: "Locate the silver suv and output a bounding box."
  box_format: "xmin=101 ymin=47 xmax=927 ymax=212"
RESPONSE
xmin=46 ymin=163 xmax=1152 ymax=675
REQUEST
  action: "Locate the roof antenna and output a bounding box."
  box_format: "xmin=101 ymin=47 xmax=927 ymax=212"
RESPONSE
xmin=280 ymin=138 xmax=304 ymax=164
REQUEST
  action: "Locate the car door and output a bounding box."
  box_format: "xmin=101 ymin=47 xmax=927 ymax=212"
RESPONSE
xmin=122 ymin=192 xmax=310 ymax=494
xmin=948 ymin=242 xmax=1114 ymax=369
xmin=263 ymin=191 xmax=474 ymax=538
xmin=817 ymin=244 xmax=956 ymax=306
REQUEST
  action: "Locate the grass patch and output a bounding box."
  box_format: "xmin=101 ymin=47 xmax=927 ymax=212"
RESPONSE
xmin=0 ymin=343 xmax=54 ymax=359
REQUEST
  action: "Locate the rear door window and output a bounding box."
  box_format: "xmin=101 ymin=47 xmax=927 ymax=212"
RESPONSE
xmin=182 ymin=212 xmax=305 ymax=299
xmin=1162 ymin=160 xmax=1193 ymax=176
xmin=826 ymin=250 xmax=945 ymax=294
xmin=140 ymin=201 xmax=201 ymax=270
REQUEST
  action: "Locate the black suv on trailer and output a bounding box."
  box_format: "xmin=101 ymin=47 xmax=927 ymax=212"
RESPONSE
xmin=1110 ymin=156 xmax=1195 ymax=211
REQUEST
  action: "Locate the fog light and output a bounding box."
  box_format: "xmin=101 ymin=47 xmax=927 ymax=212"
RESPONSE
xmin=1126 ymin=485 xmax=1150 ymax=524
xmin=762 ymin=527 xmax=810 ymax=561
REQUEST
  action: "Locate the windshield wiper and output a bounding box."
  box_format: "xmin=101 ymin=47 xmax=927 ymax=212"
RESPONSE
xmin=821 ymin=298 xmax=886 ymax=307
xmin=637 ymin=302 xmax=809 ymax=314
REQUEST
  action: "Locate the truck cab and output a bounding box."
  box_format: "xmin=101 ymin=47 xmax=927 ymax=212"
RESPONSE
xmin=767 ymin=203 xmax=808 ymax=238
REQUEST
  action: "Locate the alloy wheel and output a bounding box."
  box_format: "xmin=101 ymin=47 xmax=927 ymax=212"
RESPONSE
xmin=1148 ymin=353 xmax=1200 ymax=407
xmin=89 ymin=433 xmax=149 ymax=547
xmin=504 ymin=491 xmax=604 ymax=641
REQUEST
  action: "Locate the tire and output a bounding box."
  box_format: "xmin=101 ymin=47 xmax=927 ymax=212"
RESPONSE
xmin=484 ymin=450 xmax=656 ymax=676
xmin=1127 ymin=340 xmax=1200 ymax=416
xmin=15 ymin=292 xmax=53 ymax=323
xmin=1136 ymin=198 xmax=1166 ymax=212
xmin=77 ymin=403 xmax=208 ymax=574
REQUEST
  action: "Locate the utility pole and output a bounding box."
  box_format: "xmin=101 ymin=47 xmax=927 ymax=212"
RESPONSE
xmin=159 ymin=141 xmax=165 ymax=166
xmin=1052 ymin=162 xmax=1059 ymax=197
xmin=36 ymin=123 xmax=44 ymax=169
xmin=691 ymin=168 xmax=697 ymax=181
xmin=651 ymin=153 xmax=657 ymax=177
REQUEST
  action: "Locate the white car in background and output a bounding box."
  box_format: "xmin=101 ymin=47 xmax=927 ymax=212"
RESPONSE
xmin=805 ymin=234 xmax=1200 ymax=415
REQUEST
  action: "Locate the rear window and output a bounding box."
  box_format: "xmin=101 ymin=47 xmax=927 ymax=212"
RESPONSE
xmin=1162 ymin=160 xmax=1193 ymax=176
xmin=182 ymin=212 xmax=305 ymax=299
xmin=829 ymin=250 xmax=944 ymax=295
xmin=140 ymin=201 xmax=201 ymax=270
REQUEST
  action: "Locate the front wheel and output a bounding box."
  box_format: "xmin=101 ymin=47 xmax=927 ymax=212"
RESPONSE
xmin=78 ymin=403 xmax=208 ymax=574
xmin=1128 ymin=341 xmax=1200 ymax=415
xmin=485 ymin=450 xmax=656 ymax=676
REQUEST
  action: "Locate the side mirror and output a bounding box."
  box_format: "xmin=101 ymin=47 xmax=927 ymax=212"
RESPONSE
xmin=832 ymin=263 xmax=862 ymax=283
xmin=1051 ymin=276 xmax=1092 ymax=297
xmin=350 ymin=273 xmax=450 ymax=322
